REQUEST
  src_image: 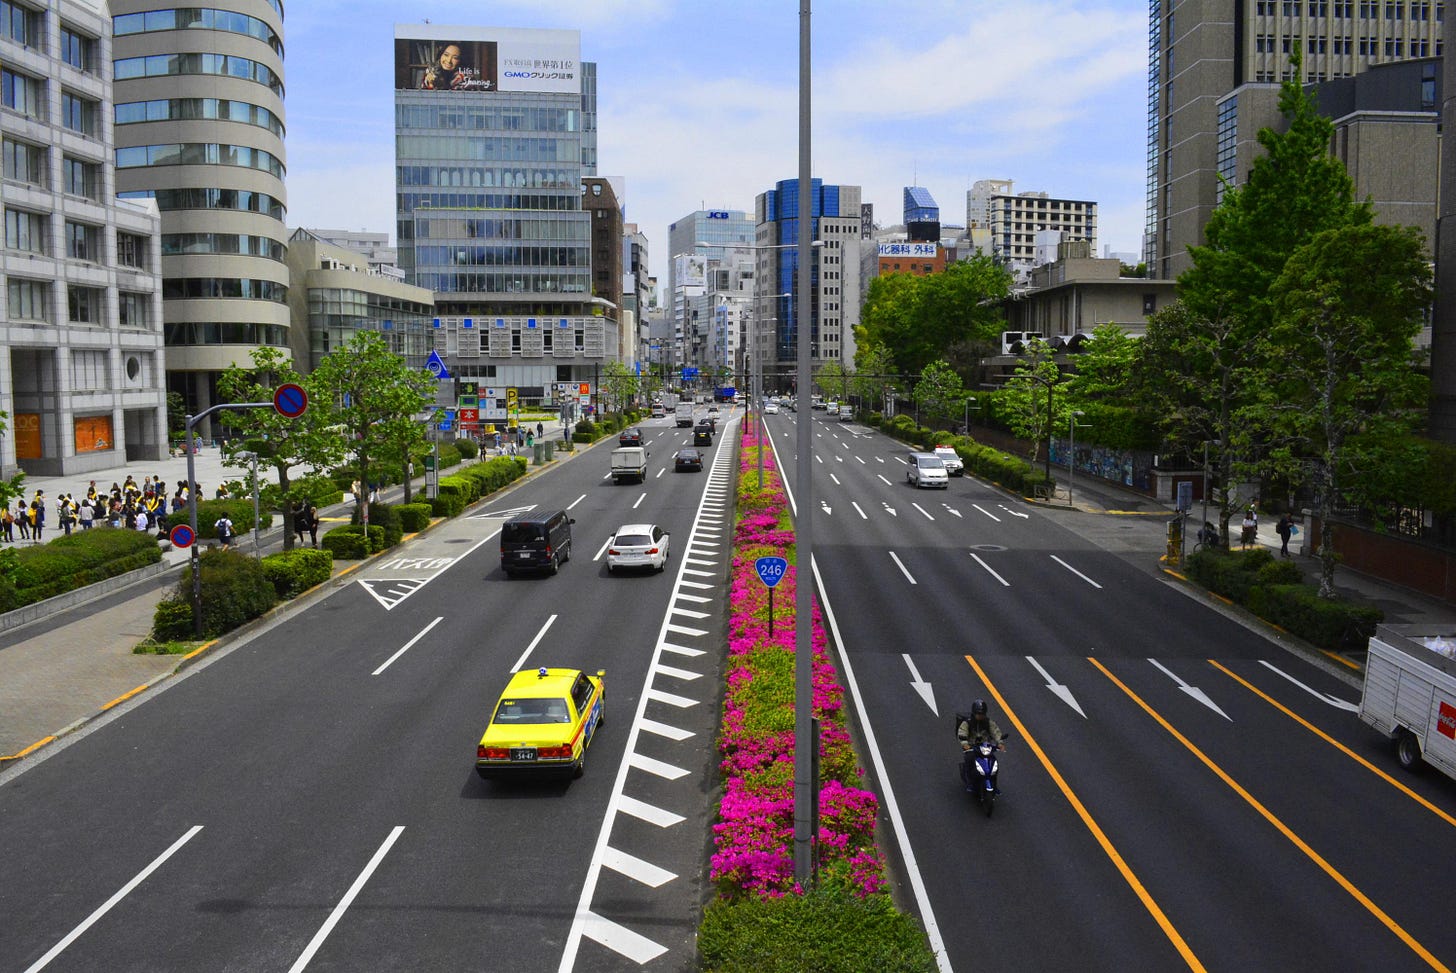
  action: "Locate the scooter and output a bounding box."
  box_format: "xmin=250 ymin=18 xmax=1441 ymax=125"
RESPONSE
xmin=962 ymin=735 xmax=1010 ymax=817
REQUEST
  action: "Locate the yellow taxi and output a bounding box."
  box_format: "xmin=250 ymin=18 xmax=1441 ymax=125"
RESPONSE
xmin=475 ymin=666 xmax=605 ymax=779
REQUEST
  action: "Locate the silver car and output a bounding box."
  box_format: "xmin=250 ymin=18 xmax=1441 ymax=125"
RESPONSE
xmin=606 ymin=523 xmax=671 ymax=573
xmin=906 ymin=452 xmax=950 ymax=489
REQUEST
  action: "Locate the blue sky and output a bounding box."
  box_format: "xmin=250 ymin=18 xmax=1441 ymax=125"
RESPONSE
xmin=284 ymin=0 xmax=1151 ymax=278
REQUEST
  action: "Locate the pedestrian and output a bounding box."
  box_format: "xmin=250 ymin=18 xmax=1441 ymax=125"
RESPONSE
xmin=78 ymin=499 xmax=94 ymax=530
xmin=135 ymin=507 xmax=149 ymax=533
xmin=1 ymin=505 xmax=12 ymax=543
xmin=57 ymin=495 xmax=73 ymax=535
xmin=215 ymin=514 xmax=234 ymax=549
xmin=1276 ymin=513 xmax=1295 ymax=558
xmin=536 ymin=421 xmax=544 ymax=440
xmin=303 ymin=503 xmax=319 ymax=547
xmin=30 ymin=496 xmax=44 ymax=542
xmin=1240 ymin=509 xmax=1257 ymax=550
xmin=351 ymin=479 xmax=362 ymax=505
xmin=15 ymin=500 xmax=29 ymax=540
xmin=292 ymin=502 xmax=308 ymax=546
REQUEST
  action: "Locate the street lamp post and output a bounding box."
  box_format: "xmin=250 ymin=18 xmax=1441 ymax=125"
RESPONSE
xmin=964 ymin=395 xmax=977 ymax=435
xmin=1068 ymin=411 xmax=1086 ymax=507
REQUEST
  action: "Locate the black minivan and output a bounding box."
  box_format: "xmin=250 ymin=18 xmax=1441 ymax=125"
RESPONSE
xmin=500 ymin=510 xmax=575 ymax=577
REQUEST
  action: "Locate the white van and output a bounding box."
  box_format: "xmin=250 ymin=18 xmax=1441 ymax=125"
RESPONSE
xmin=906 ymin=451 xmax=949 ymax=489
xmin=838 ymin=405 xmax=853 ymax=422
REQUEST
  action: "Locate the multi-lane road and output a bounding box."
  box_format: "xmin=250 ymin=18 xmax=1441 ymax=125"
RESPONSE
xmin=4 ymin=402 xmax=1455 ymax=973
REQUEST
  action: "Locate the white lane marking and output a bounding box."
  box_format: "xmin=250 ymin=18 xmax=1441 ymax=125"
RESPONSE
xmin=904 ymin=654 xmax=937 ymax=716
xmin=855 ymin=455 xmax=866 ymax=464
xmin=877 ymin=474 xmax=892 ymax=486
xmin=1000 ymin=505 xmax=1030 ymax=519
xmin=372 ymin=617 xmax=444 ymax=675
xmin=655 ymin=663 xmax=702 ymax=681
xmin=888 ymin=551 xmax=917 ymax=585
xmin=972 ymin=504 xmax=1001 ymax=522
xmin=646 ymin=688 xmax=697 ymax=708
xmin=580 ymin=913 xmax=668 ymax=965
xmin=24 ymin=827 xmax=204 ymax=973
xmin=593 ymin=537 xmax=612 ymax=562
xmin=287 ymin=827 xmax=405 ymax=973
xmin=830 ymin=473 xmax=841 ymax=485
xmin=1257 ymin=661 xmax=1360 ymax=711
xmin=630 ymin=753 xmax=690 ymax=780
xmin=851 ymin=501 xmax=868 ymax=520
xmin=510 ymin=614 xmax=558 ymax=672
xmin=602 ymin=471 xmax=612 ymax=480
xmin=640 ymin=717 xmax=695 ymax=741
xmin=656 ymin=467 xmax=665 ymax=478
xmin=911 ymin=502 xmax=935 ymax=521
xmin=567 ymin=493 xmax=586 ymax=511
xmin=875 ymin=456 xmax=885 ymax=463
xmin=618 ymin=794 xmax=686 ymax=828
xmin=814 ymin=561 xmax=950 ymax=973
xmin=633 ymin=492 xmax=646 ymax=510
xmin=1149 ymin=659 xmax=1231 ymax=720
xmin=1051 ymin=554 xmax=1103 ymax=588
xmin=815 ymin=454 xmax=823 ymax=464
xmin=602 ymin=847 xmax=677 ymax=888
xmin=660 ymin=641 xmax=706 ymax=656
xmin=1027 ymin=657 xmax=1087 ymax=718
xmin=969 ymin=552 xmax=1010 ymax=586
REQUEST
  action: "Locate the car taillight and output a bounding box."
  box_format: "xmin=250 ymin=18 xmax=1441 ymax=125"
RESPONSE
xmin=480 ymin=746 xmax=508 ymax=760
xmin=646 ymin=547 xmax=658 ymax=555
xmin=539 ymin=744 xmax=572 ymax=759
xmin=608 ymin=548 xmax=619 ymax=556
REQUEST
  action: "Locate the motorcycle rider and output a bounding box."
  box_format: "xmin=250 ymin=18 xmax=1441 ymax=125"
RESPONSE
xmin=958 ymin=699 xmax=1005 ymax=794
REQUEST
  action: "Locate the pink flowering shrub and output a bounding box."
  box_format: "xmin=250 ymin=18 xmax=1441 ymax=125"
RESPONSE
xmin=710 ymin=428 xmax=888 ymax=901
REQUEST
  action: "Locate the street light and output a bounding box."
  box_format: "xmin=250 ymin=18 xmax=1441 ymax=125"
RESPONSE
xmin=964 ymin=396 xmax=978 ymax=435
xmin=1068 ymin=411 xmax=1086 ymax=507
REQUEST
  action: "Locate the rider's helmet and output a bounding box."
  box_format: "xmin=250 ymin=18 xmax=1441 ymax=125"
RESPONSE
xmin=971 ymin=698 xmax=988 ymax=720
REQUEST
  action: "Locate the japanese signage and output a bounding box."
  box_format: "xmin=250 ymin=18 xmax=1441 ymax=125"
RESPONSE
xmin=878 ymin=242 xmax=938 ymax=258
xmin=394 ymin=26 xmax=581 ymax=94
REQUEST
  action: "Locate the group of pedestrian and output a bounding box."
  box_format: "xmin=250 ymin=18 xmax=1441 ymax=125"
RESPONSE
xmin=1238 ymin=503 xmax=1299 ymax=558
xmin=0 ymin=475 xmax=209 ymax=546
xmin=290 ymin=501 xmax=320 ymax=548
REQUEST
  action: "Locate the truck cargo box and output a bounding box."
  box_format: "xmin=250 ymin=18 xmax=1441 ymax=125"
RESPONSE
xmin=1358 ymin=624 xmax=1456 ymax=779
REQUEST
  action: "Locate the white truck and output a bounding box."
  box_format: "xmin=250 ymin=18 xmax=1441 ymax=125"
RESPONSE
xmin=1358 ymin=624 xmax=1456 ymax=779
xmin=674 ymin=402 xmax=695 ymax=427
xmin=610 ymin=446 xmax=648 ymax=484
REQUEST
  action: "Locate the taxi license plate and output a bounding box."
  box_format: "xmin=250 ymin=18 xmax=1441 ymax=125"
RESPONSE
xmin=510 ymin=747 xmax=537 ymax=761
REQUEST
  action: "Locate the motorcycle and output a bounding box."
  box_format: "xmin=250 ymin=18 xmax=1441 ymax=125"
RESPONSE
xmin=960 ymin=734 xmax=1010 ymax=817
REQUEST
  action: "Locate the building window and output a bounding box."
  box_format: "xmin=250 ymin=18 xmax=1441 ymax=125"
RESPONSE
xmin=65 ymin=220 xmax=97 ymax=260
xmin=4 ymin=207 xmax=43 ymax=252
xmin=117 ymin=231 xmax=146 ymax=269
xmin=60 ymin=27 xmax=96 ymax=72
xmin=61 ymin=92 xmax=98 ymax=135
xmin=62 ymin=156 xmax=98 ymax=198
xmin=8 ymin=277 xmax=46 ymax=319
xmin=67 ymin=285 xmax=100 ymax=323
xmin=1 ymin=1 xmax=39 ymax=45
xmin=118 ymin=291 xmax=149 ymax=329
xmin=2 ymin=67 xmax=44 ymax=118
xmin=2 ymin=137 xmax=43 ymax=184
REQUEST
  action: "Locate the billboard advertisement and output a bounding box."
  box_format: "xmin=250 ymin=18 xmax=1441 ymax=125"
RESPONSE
xmin=394 ymin=26 xmax=580 ymax=94
xmin=877 ymin=242 xmax=938 ymax=258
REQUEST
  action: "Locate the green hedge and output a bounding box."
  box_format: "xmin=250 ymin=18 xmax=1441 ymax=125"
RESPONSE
xmin=195 ymin=499 xmax=274 ymax=539
xmin=698 ymin=891 xmax=936 ymax=973
xmin=321 ymin=523 xmax=384 ymax=559
xmin=877 ymin=419 xmax=1048 ymax=495
xmin=260 ymin=547 xmax=334 ymax=599
xmin=352 ymin=501 xmax=403 ymax=548
xmin=397 ymin=503 xmax=432 ymax=532
xmin=453 ymin=437 xmax=480 ymax=459
xmin=1 ymin=529 xmax=164 ymax=610
xmin=1185 ymin=547 xmax=1384 ymax=651
xmin=152 ymin=548 xmax=277 ymax=640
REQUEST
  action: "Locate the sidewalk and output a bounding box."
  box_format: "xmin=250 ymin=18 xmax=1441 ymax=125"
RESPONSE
xmin=0 ymin=437 xmax=591 ymax=765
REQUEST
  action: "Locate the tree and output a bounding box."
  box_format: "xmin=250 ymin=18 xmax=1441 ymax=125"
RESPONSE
xmin=857 ymin=258 xmax=1010 ymax=378
xmin=912 ymin=360 xmax=966 ymax=430
xmin=309 ymin=330 xmax=436 ymax=521
xmin=601 ymin=360 xmax=639 ymax=413
xmin=851 ymin=340 xmax=899 ymax=414
xmin=1263 ymin=222 xmax=1433 ymax=596
xmin=1064 ymin=322 xmax=1142 ymax=402
xmin=165 ymin=391 xmax=187 ymax=437
xmin=1003 ymin=340 xmax=1067 ymax=477
xmin=814 ymin=360 xmax=850 ymax=405
xmin=216 ymin=347 xmax=347 ymax=550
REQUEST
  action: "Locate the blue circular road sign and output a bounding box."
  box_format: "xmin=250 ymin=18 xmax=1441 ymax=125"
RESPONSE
xmin=274 ymin=383 xmax=308 ymax=418
xmin=169 ymin=524 xmax=195 ymax=549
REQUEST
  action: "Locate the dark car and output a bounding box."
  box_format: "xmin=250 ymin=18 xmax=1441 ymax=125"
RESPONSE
xmin=500 ymin=510 xmax=575 ymax=577
xmin=618 ymin=427 xmax=644 ymax=446
xmin=693 ymin=427 xmax=712 ymax=446
xmin=674 ymin=448 xmax=704 ymax=472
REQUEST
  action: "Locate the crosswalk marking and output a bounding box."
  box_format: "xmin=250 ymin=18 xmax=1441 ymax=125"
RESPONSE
xmin=580 ymin=912 xmax=668 ymax=964
xmin=602 ymin=847 xmax=677 ymax=888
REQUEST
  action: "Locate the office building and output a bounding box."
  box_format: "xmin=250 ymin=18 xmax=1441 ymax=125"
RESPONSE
xmin=3 ymin=0 xmax=167 ymax=475
xmin=303 ymin=229 xmax=402 ymax=280
xmin=666 ymin=208 xmax=753 ymax=369
xmin=284 ymin=229 xmax=435 ymax=373
xmin=110 ymin=0 xmax=290 ymax=437
xmin=754 ymin=178 xmax=862 ymax=387
xmin=622 ymin=222 xmax=653 ymax=366
xmin=1144 ymin=0 xmax=1444 ymax=280
xmin=394 ymin=25 xmax=610 ymax=407
xmin=903 ymin=186 xmax=940 ymax=242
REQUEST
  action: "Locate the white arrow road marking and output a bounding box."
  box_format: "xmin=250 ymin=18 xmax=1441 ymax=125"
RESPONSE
xmin=889 ymin=551 xmax=917 ymax=584
xmin=820 ymin=501 xmax=832 ymax=516
xmin=836 ymin=455 xmax=845 ymax=463
xmin=1149 ymin=659 xmax=1231 ymax=720
xmin=1258 ymin=661 xmax=1360 ymax=711
xmin=903 ymin=654 xmax=937 ymax=716
xmin=972 ymin=504 xmax=1001 ymax=522
xmin=830 ymin=473 xmax=841 ymax=485
xmin=877 ymin=474 xmax=892 ymax=486
xmin=882 ymin=502 xmax=898 ymax=517
xmin=969 ymin=552 xmax=1009 ymax=586
xmin=1026 ymin=657 xmax=1087 ymax=718
xmin=851 ymin=501 xmax=868 ymax=520
xmin=1051 ymin=555 xmax=1103 ymax=588
xmin=911 ymin=502 xmax=935 ymax=521
xmin=943 ymin=505 xmax=963 ymax=518
xmin=471 ymin=503 xmax=537 ymax=520
xmin=1000 ymin=505 xmax=1030 ymax=519
xmin=875 ymin=456 xmax=885 ymax=463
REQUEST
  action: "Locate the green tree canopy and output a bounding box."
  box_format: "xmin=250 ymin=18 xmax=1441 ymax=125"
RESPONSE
xmin=912 ymin=360 xmax=966 ymax=430
xmin=858 ymin=257 xmax=1009 ymax=377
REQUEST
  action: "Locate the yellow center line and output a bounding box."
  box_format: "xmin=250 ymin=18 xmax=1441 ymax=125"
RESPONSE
xmin=1090 ymin=657 xmax=1450 ymax=973
xmin=964 ymin=655 xmax=1206 ymax=973
xmin=1209 ymin=660 xmax=1456 ymax=829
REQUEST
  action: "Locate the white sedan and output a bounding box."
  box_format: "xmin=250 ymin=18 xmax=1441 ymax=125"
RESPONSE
xmin=606 ymin=523 xmax=670 ymax=573
xmin=764 ymin=402 xmax=780 ymax=414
